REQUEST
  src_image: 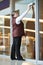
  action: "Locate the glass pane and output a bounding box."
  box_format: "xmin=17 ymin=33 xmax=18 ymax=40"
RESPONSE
xmin=4 ymin=22 xmax=10 ymax=56
xmin=21 ymin=20 xmax=35 ymax=59
xmin=4 ymin=18 xmax=10 ymax=26
xmin=4 ymin=17 xmax=10 ymax=56
xmin=39 ymin=0 xmax=43 ymax=60
xmin=0 ymin=28 xmax=4 ymax=54
xmin=0 ymin=18 xmax=4 ymax=26
xmin=0 ymin=16 xmax=10 ymax=56
xmin=0 ymin=17 xmax=4 ymax=55
xmin=15 ymin=0 xmax=35 ymax=59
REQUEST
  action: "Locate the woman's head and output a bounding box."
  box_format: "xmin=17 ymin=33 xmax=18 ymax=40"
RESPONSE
xmin=12 ymin=10 xmax=19 ymax=18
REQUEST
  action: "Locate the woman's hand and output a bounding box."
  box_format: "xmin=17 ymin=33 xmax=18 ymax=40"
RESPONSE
xmin=27 ymin=3 xmax=34 ymax=11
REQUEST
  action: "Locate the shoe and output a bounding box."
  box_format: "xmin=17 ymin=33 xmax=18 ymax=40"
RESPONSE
xmin=21 ymin=58 xmax=25 ymax=61
xmin=11 ymin=58 xmax=17 ymax=60
xmin=17 ymin=56 xmax=25 ymax=61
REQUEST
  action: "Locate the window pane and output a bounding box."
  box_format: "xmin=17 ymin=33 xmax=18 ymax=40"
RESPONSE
xmin=15 ymin=0 xmax=35 ymax=59
xmin=4 ymin=18 xmax=10 ymax=26
xmin=39 ymin=0 xmax=43 ymax=60
xmin=0 ymin=16 xmax=10 ymax=56
xmin=4 ymin=28 xmax=10 ymax=55
xmin=0 ymin=28 xmax=3 ymax=54
xmin=21 ymin=20 xmax=35 ymax=59
xmin=0 ymin=17 xmax=4 ymax=55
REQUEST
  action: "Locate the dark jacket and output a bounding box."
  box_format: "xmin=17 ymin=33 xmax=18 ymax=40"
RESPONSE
xmin=12 ymin=17 xmax=25 ymax=37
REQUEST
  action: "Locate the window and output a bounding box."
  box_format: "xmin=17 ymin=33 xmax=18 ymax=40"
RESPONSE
xmin=0 ymin=16 xmax=10 ymax=56
xmin=15 ymin=0 xmax=43 ymax=65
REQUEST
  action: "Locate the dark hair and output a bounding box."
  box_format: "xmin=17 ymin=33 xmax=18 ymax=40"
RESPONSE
xmin=12 ymin=10 xmax=19 ymax=16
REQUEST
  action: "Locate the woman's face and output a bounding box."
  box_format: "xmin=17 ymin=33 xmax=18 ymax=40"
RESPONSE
xmin=13 ymin=12 xmax=19 ymax=18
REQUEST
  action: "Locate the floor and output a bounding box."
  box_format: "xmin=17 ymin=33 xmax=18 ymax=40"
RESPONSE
xmin=0 ymin=56 xmax=35 ymax=65
xmin=0 ymin=55 xmax=42 ymax=65
xmin=0 ymin=60 xmax=35 ymax=65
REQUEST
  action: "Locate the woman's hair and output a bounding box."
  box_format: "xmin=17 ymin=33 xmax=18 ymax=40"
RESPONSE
xmin=12 ymin=10 xmax=19 ymax=16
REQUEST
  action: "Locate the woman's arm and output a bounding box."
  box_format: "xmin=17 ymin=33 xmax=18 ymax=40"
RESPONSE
xmin=16 ymin=3 xmax=33 ymax=24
